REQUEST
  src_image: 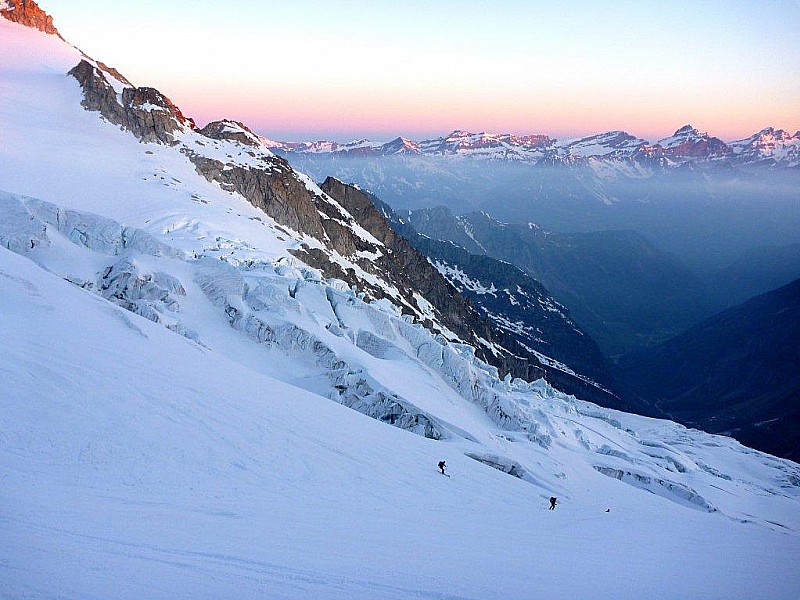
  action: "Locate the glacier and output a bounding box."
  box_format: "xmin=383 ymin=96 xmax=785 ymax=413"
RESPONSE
xmin=1 ymin=13 xmax=800 ymax=600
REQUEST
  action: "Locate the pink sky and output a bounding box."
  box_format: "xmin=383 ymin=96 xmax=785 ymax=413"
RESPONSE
xmin=46 ymin=0 xmax=800 ymax=142
xmin=178 ymin=80 xmax=798 ymax=142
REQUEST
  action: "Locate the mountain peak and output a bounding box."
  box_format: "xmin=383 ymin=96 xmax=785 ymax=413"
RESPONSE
xmin=754 ymin=127 xmax=798 ymax=142
xmin=657 ymin=124 xmax=730 ymax=159
xmin=380 ymin=136 xmax=421 ymax=155
xmin=200 ymin=119 xmax=262 ymax=147
xmin=0 ymin=0 xmax=61 ymax=37
xmin=730 ymin=126 xmax=800 ymax=165
xmin=673 ymin=124 xmax=698 ymax=136
xmin=560 ymin=130 xmax=647 ymax=158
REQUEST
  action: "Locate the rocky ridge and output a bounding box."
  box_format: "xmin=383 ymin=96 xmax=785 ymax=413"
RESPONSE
xmin=69 ymin=59 xmax=195 ymax=145
xmin=61 ymin=37 xmax=544 ymax=381
xmin=0 ymin=0 xmax=60 ymax=37
xmin=367 ymin=197 xmax=626 ymax=408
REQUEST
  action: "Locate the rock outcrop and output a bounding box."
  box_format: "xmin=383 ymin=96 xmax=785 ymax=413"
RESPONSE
xmin=358 ymin=186 xmax=633 ymax=408
xmin=199 ymin=120 xmax=262 ymax=147
xmin=0 ymin=0 xmax=61 ymax=37
xmin=320 ymin=177 xmax=548 ymax=381
xmin=188 ymin=153 xmax=332 ymax=242
xmin=68 ymin=59 xmax=194 ymax=145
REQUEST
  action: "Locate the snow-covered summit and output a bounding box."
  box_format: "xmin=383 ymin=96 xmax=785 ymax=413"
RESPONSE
xmin=380 ymin=136 xmax=421 ymax=155
xmin=559 ymin=130 xmax=648 ymax=158
xmin=731 ymin=127 xmax=800 ymax=167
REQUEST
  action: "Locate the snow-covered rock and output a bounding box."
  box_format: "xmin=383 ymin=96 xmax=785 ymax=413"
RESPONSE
xmin=731 ymin=127 xmax=800 ymax=167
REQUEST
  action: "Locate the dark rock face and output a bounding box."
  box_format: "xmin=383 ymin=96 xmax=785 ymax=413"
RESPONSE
xmin=188 ymin=153 xmax=331 ymax=242
xmin=68 ymin=60 xmax=193 ymax=145
xmin=319 ymin=178 xmax=548 ymax=382
xmin=618 ymin=278 xmax=800 ymax=461
xmin=68 ymin=60 xmax=122 ymax=119
xmin=1 ymin=0 xmax=60 ymax=37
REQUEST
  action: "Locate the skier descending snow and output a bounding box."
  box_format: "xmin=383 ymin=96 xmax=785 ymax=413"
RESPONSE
xmin=438 ymin=460 xmax=448 ymax=476
xmin=549 ymin=497 xmax=557 ymax=510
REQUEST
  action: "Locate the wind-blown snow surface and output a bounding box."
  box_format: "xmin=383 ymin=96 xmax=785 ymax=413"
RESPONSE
xmin=2 ymin=17 xmax=800 ymax=600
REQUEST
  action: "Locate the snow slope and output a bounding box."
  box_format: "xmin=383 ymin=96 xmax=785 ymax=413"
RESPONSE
xmin=2 ymin=15 xmax=800 ymax=600
xmin=3 ymin=211 xmax=800 ymax=599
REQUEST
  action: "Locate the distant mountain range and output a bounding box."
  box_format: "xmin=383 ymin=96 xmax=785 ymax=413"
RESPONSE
xmin=618 ymin=278 xmax=800 ymax=462
xmin=265 ymin=125 xmax=800 ymax=173
xmin=264 ymin=125 xmax=800 ymax=276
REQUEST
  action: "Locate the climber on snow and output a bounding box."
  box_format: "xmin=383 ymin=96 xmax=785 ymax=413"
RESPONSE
xmin=549 ymin=496 xmax=557 ymax=510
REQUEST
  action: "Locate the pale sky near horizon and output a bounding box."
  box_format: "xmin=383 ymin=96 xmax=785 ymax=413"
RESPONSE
xmin=41 ymin=0 xmax=800 ymax=142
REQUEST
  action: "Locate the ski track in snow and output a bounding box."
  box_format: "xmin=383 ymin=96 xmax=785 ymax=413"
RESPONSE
xmin=2 ymin=517 xmax=477 ymax=600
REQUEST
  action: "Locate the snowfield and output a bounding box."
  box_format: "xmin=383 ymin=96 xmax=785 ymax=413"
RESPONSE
xmin=1 ymin=16 xmax=800 ymax=600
